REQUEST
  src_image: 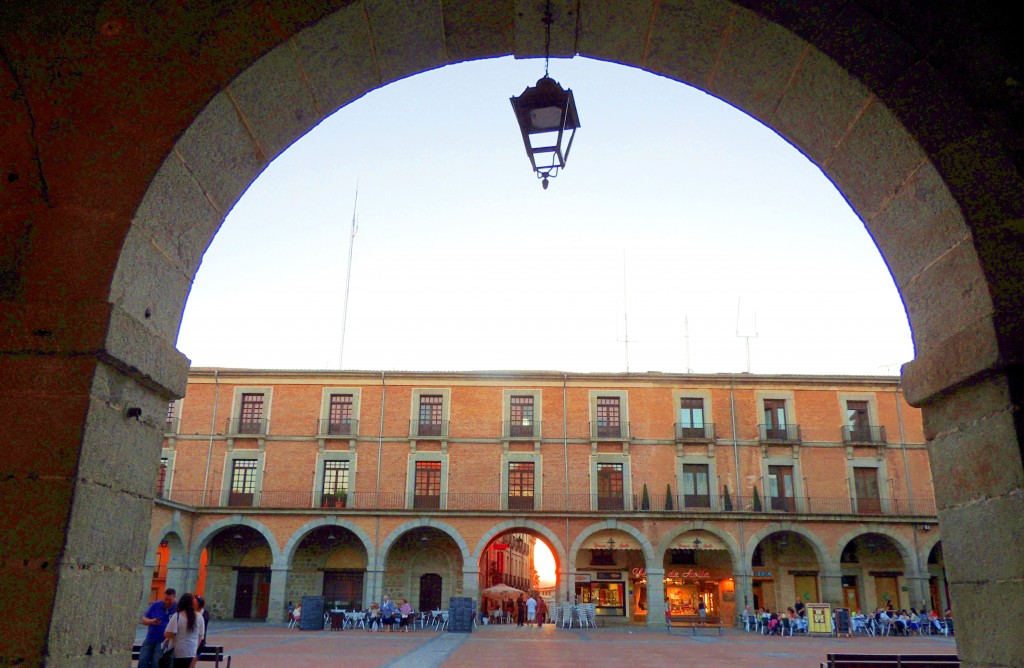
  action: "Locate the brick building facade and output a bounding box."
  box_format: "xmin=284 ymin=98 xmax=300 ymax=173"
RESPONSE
xmin=147 ymin=369 xmax=945 ymax=626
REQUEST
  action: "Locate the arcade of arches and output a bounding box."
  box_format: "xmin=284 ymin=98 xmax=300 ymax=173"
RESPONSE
xmin=1 ymin=2 xmax=1022 ymax=667
xmin=147 ymin=513 xmax=949 ymax=625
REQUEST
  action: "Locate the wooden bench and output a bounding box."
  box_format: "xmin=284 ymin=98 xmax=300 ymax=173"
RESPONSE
xmin=665 ymin=615 xmax=724 ymax=636
xmin=821 ymin=653 xmax=960 ymax=668
xmin=132 ymin=644 xmax=231 ymax=667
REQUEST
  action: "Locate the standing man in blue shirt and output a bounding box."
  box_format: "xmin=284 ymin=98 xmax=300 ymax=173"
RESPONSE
xmin=139 ymin=588 xmax=176 ymax=668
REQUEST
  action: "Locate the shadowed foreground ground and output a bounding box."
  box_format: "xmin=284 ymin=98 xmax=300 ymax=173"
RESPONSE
xmin=139 ymin=621 xmax=958 ymax=667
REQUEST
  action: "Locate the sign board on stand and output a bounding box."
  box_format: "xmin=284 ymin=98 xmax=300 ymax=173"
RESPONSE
xmin=834 ymin=608 xmax=852 ymax=637
xmin=807 ymin=603 xmax=832 ymax=637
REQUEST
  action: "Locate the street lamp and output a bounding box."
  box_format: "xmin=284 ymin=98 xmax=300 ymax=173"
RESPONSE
xmin=606 ymin=537 xmax=616 ymax=551
xmin=509 ymin=0 xmax=580 ymax=189
xmin=692 ymin=537 xmax=703 ymax=550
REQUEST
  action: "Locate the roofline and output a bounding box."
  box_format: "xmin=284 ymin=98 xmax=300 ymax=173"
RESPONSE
xmin=185 ymin=367 xmax=904 ymax=387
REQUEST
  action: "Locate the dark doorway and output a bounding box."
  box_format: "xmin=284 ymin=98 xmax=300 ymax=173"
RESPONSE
xmin=323 ymin=570 xmax=364 ymax=610
xmin=419 ymin=573 xmax=442 ymax=611
xmin=234 ymin=568 xmax=271 ymax=619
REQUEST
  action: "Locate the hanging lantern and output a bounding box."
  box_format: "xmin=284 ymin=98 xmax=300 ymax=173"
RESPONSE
xmin=509 ymin=0 xmax=580 ymax=189
xmin=510 ymin=77 xmax=580 ymax=189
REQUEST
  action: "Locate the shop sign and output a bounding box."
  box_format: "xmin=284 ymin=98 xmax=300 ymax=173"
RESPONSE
xmin=596 ymin=572 xmax=623 ymax=581
xmin=668 ymin=531 xmax=724 ymax=551
xmin=632 ymin=567 xmax=712 ymax=580
xmin=752 ymin=570 xmax=773 ymax=578
xmin=575 ymin=574 xmax=592 ymax=583
xmin=588 ymin=530 xmax=635 ymax=551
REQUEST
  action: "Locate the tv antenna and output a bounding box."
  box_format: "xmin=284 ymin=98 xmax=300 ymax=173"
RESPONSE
xmin=617 ymin=251 xmax=633 ymax=373
xmin=338 ymin=183 xmax=359 ymax=369
xmin=684 ymin=315 xmax=692 ymax=373
xmin=735 ymin=297 xmax=758 ymax=373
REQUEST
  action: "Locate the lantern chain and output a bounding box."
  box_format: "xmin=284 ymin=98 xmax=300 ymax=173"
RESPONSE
xmin=543 ymin=0 xmax=553 ymax=77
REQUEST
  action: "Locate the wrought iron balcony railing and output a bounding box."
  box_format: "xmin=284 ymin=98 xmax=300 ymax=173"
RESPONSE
xmin=674 ymin=422 xmax=716 ymax=441
xmin=318 ymin=418 xmax=359 ymax=437
xmin=758 ymin=423 xmax=801 ymax=443
xmin=841 ymin=424 xmax=887 ymax=445
xmin=161 ymin=489 xmax=937 ymax=517
xmin=589 ymin=421 xmax=631 ymax=440
xmin=410 ymin=419 xmax=449 ymax=439
xmin=503 ymin=420 xmax=541 ymax=439
xmin=226 ymin=417 xmax=268 ymax=436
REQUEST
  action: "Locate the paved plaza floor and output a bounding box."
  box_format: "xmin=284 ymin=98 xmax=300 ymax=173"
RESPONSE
xmin=141 ymin=621 xmax=958 ymax=667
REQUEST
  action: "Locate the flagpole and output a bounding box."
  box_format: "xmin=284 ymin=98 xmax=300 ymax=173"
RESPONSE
xmin=339 ymin=183 xmax=358 ymax=369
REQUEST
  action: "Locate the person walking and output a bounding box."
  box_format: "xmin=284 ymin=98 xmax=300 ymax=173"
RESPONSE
xmin=536 ymin=596 xmax=547 ymax=627
xmin=138 ymin=588 xmax=176 ymax=668
xmin=516 ymin=594 xmax=526 ymax=627
xmin=526 ymin=594 xmax=537 ymax=626
xmin=163 ymin=592 xmax=205 ymax=668
xmin=195 ymin=596 xmax=209 ymax=655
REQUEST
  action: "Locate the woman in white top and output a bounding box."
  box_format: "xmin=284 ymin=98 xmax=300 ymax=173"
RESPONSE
xmin=164 ymin=592 xmax=206 ymax=668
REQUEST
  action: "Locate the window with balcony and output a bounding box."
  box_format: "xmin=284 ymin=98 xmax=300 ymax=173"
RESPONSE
xmin=682 ymin=464 xmax=710 ymax=508
xmin=596 ymin=397 xmax=621 ymax=438
xmin=321 ymin=460 xmax=350 ymax=508
xmin=678 ymin=398 xmax=706 ymax=439
xmin=414 ymin=460 xmax=442 ymax=509
xmin=327 ymin=394 xmax=354 ymax=436
xmin=768 ymin=464 xmax=795 ymax=512
xmin=596 ymin=462 xmax=624 ymax=510
xmin=854 ymin=466 xmax=882 ymax=514
xmin=229 ymin=458 xmax=258 ymax=507
xmin=418 ymin=395 xmax=444 ymax=437
xmin=239 ymin=393 xmax=264 ymax=434
xmin=508 ymin=461 xmax=535 ymax=510
xmin=165 ymin=402 xmax=176 ymax=433
xmin=509 ymin=395 xmax=535 ymax=438
xmin=842 ymin=400 xmax=885 ymax=444
xmin=156 ymin=457 xmax=169 ymax=498
xmin=763 ymin=399 xmax=788 ymax=440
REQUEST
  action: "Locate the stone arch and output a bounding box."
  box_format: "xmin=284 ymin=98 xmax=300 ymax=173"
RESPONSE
xmin=3 ymin=3 xmax=1023 ymax=665
xmin=470 ymin=519 xmax=568 ymax=576
xmin=656 ymin=522 xmax=743 ymax=575
xmin=745 ymin=524 xmax=831 ymax=570
xmin=569 ymin=520 xmax=656 ymax=566
xmin=919 ymin=532 xmax=943 ymax=568
xmin=188 ymin=517 xmax=281 ymax=569
xmin=378 ymin=519 xmax=470 ymax=564
xmin=147 ymin=522 xmax=188 ymax=569
xmin=281 ymin=517 xmax=376 ymax=569
xmin=833 ymin=526 xmax=918 ymax=574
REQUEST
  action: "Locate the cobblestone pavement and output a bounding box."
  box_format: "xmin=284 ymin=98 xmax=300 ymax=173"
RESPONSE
xmin=140 ymin=622 xmax=958 ymax=667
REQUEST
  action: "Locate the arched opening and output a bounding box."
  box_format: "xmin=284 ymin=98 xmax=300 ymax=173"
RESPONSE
xmin=201 ymin=525 xmax=275 ymax=621
xmin=147 ymin=532 xmax=187 ymax=603
xmin=383 ymin=527 xmax=464 ymax=612
xmin=286 ymin=525 xmax=369 ymax=612
xmin=574 ymin=529 xmax=646 ymax=622
xmin=659 ymin=530 xmax=737 ymax=622
xmin=927 ymin=541 xmax=950 ymax=614
xmin=839 ymin=533 xmax=914 ymax=613
xmin=477 ymin=528 xmax=559 ymax=624
xmin=2 ymin=4 xmax=1021 ymax=665
xmin=750 ymin=530 xmax=821 ymax=614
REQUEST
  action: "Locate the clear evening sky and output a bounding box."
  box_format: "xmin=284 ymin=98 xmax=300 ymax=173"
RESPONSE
xmin=176 ymin=56 xmax=913 ymax=376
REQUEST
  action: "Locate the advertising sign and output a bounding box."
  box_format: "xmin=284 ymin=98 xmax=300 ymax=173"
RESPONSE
xmin=807 ymin=603 xmax=832 ymax=637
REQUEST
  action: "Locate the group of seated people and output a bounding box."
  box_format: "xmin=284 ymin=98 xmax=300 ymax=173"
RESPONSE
xmin=852 ymin=606 xmax=953 ymax=636
xmin=743 ymin=602 xmax=810 ymax=635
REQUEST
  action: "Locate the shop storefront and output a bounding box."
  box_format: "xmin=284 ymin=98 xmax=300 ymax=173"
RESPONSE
xmin=574 ymin=572 xmax=627 ymax=617
xmin=633 ymin=530 xmax=736 ymax=622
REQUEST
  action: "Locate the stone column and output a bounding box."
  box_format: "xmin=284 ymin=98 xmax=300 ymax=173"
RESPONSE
xmin=0 ymin=303 xmax=190 ymax=667
xmin=904 ymin=364 xmax=1024 ymax=667
xmin=820 ymin=570 xmax=844 ymax=609
xmin=734 ymin=571 xmax=754 ymax=625
xmin=365 ymin=569 xmax=385 ymax=605
xmin=904 ymin=573 xmax=930 ymax=611
xmin=268 ymin=559 xmax=290 ymax=623
xmin=644 ymin=567 xmax=666 ymax=629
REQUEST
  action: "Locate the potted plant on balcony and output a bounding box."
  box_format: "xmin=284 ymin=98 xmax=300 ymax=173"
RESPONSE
xmin=665 ymin=484 xmax=674 ymax=511
xmin=723 ymin=485 xmax=733 ymax=511
xmin=641 ymin=483 xmax=650 ymax=510
xmin=752 ymin=486 xmax=762 ymax=512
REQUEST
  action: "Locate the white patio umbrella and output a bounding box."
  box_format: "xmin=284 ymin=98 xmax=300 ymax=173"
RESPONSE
xmin=481 ymin=583 xmax=525 ymax=599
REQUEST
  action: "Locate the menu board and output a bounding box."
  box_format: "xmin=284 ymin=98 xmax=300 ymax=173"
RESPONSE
xmin=834 ymin=608 xmax=852 ymax=636
xmin=806 ymin=603 xmax=832 ymax=637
